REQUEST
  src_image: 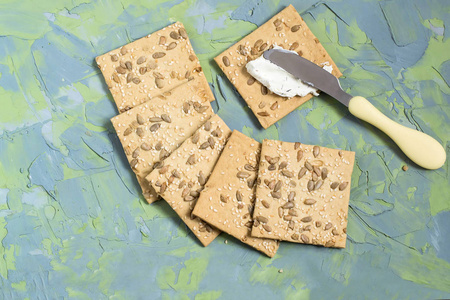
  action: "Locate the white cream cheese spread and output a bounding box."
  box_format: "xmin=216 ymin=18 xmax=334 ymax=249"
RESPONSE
xmin=246 ymin=46 xmax=333 ymax=98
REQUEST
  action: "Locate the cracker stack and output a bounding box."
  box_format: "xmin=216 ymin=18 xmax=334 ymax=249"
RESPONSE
xmin=214 ymin=5 xmax=342 ymax=128
xmin=98 ymin=12 xmax=355 ymax=256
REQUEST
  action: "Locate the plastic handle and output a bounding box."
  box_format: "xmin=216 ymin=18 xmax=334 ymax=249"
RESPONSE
xmin=348 ymin=96 xmax=446 ymax=170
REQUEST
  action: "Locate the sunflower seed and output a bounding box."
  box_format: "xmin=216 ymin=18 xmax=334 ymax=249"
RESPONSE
xmin=211 ymin=127 xmax=222 ymax=137
xmin=170 ymin=170 xmax=180 ymax=179
xmin=238 ymin=44 xmax=247 ymax=55
xmin=256 ymin=215 xmax=268 ymax=223
xmin=136 ymin=114 xmax=146 ymax=125
xmin=300 ymin=234 xmax=310 ymax=243
xmin=298 ymin=167 xmax=307 ymax=179
xmin=161 ymin=114 xmax=171 ymax=123
xmin=244 ymin=164 xmax=256 ymax=171
xmin=263 ymin=224 xmax=272 ymax=232
xmin=167 ymin=42 xmax=177 ymax=50
xmin=153 ymin=71 xmax=164 ymax=79
xmin=199 ymin=142 xmax=209 ymax=150
xmin=132 ymin=77 xmax=141 ymax=84
xmin=247 ymin=178 xmax=256 ymax=189
xmin=178 ymin=28 xmax=188 ymax=39
xmin=332 ymin=228 xmax=339 ymax=236
xmin=217 ymin=194 xmax=227 ymax=204
xmin=235 ymin=191 xmax=243 ymax=202
xmin=288 ymin=191 xmax=295 ymax=201
xmin=123 ymin=127 xmax=132 ymax=136
xmin=278 ymin=207 xmax=284 ymax=218
xmin=289 ymin=42 xmax=299 ymax=51
xmin=271 ymin=191 xmax=281 ymax=199
xmin=170 ymin=31 xmax=179 ymax=40
xmin=186 ymin=154 xmax=196 ymax=165
xmin=120 ymin=61 xmax=126 ymax=69
xmin=330 ymin=182 xmax=339 ymax=189
xmin=257 ymin=111 xmax=270 ymax=117
xmin=159 ymin=166 xmax=169 ymax=174
xmin=281 ymin=170 xmax=294 ymax=178
xmin=304 ymin=161 xmax=313 ymax=171
xmin=148 ymin=117 xmax=162 ymax=123
xmin=284 ymin=215 xmax=292 ymax=221
xmin=286 ymin=221 xmax=294 ymax=231
xmin=261 ymin=200 xmax=270 ymax=208
xmin=301 ymin=216 xmax=312 ymax=223
xmin=237 ymin=171 xmax=250 ymax=179
xmin=325 ymin=223 xmax=332 ymax=230
xmin=159 ymin=149 xmax=169 ymax=160
xmin=288 ymin=209 xmax=298 ymax=217
xmin=315 ymin=221 xmax=322 ymax=227
xmin=265 ymin=156 xmax=279 ymax=164
xmin=112 ymin=73 xmax=120 ymax=83
xmin=153 ymin=78 xmax=164 ymax=89
xmin=279 ymin=161 xmax=288 ymax=169
xmin=177 ymin=180 xmax=186 ymax=189
xmin=268 ymin=180 xmax=276 ymax=190
xmin=325 ymin=240 xmax=335 ymax=247
xmin=150 ymin=123 xmax=161 ymax=132
xmin=136 ymin=127 xmax=145 ymax=137
xmin=270 ymin=102 xmax=278 ymax=110
xmin=222 ymin=56 xmax=230 ymax=67
xmin=321 ymin=168 xmax=328 ymax=180
xmin=273 ymin=19 xmax=282 ymax=26
xmin=159 ymin=36 xmax=166 ymax=45
xmin=259 ymin=43 xmax=268 ymax=52
xmin=141 ymin=143 xmax=151 ymax=151
xmin=111 ymin=54 xmax=118 ymax=62
xmin=181 ymin=187 xmax=190 ymax=198
xmin=313 ymin=146 xmax=320 ymax=157
xmin=289 ymin=180 xmax=296 ymax=188
xmin=312 ymin=172 xmax=318 ymax=182
xmin=247 ymin=77 xmax=256 ymax=85
xmin=282 ymin=202 xmax=294 ymax=209
xmin=153 ymin=52 xmax=166 ymax=59
xmin=154 ymin=181 xmax=162 ymax=187
xmin=291 ymin=233 xmax=299 ymax=240
xmin=204 ymin=121 xmax=211 ymax=131
xmin=153 ymin=161 xmax=163 ymax=169
xmin=267 ymin=164 xmax=275 ymax=171
xmin=120 ymin=46 xmax=127 ymax=55
xmin=339 ymin=182 xmax=349 ymax=191
xmin=273 ymin=180 xmax=282 ymax=192
xmin=194 ymin=105 xmax=209 ymax=113
xmin=304 ymin=199 xmax=316 ymax=205
xmin=343 ymin=228 xmax=347 ymax=233
xmin=314 ymin=180 xmax=323 ymax=190
xmin=124 ymin=61 xmax=132 ymax=71
xmin=208 ymin=137 xmax=215 ymax=149
xmin=198 ymin=171 xmax=206 ymax=185
xmin=237 ymin=203 xmax=245 ymax=210
xmin=291 ymin=25 xmax=301 ymax=32
xmin=184 ymin=195 xmax=195 ymax=202
xmin=131 ymin=148 xmax=140 ymax=158
xmin=116 ymin=66 xmax=127 ymax=74
xmin=313 ymin=166 xmax=321 ymax=177
xmin=338 ymin=150 xmax=344 ymax=157
xmin=261 ymin=85 xmax=268 ymax=95
xmin=191 ymin=131 xmax=199 ymax=144
xmin=307 ymin=180 xmax=314 ymax=192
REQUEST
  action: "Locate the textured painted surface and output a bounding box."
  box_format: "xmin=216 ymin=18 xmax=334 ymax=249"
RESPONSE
xmin=0 ymin=0 xmax=449 ymax=298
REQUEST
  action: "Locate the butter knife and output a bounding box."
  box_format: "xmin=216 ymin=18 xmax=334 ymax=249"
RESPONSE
xmin=263 ymin=48 xmax=446 ymax=170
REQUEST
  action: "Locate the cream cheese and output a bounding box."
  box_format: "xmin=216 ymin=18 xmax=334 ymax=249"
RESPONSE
xmin=245 ymin=46 xmax=333 ymax=98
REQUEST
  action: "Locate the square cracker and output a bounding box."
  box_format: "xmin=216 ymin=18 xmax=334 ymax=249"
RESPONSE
xmin=214 ymin=5 xmax=342 ymax=129
xmin=145 ymin=114 xmax=232 ymax=246
xmin=251 ymin=139 xmax=355 ymax=248
xmin=193 ymin=131 xmax=279 ymax=257
xmin=96 ymin=22 xmax=214 ymax=113
xmin=111 ymin=77 xmax=214 ymax=204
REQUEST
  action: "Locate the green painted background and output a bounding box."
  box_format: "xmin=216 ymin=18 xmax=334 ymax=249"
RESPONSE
xmin=0 ymin=0 xmax=449 ymax=299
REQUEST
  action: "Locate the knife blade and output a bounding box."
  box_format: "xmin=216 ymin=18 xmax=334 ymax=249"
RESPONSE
xmin=263 ymin=48 xmax=446 ymax=170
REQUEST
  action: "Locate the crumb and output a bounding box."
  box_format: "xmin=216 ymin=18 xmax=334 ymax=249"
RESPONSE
xmin=224 ymin=240 xmax=228 ymax=244
xmin=402 ymin=165 xmax=408 ymax=171
xmin=278 ymin=269 xmax=283 ymax=273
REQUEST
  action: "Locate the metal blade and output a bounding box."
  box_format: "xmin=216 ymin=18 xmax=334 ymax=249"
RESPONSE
xmin=263 ymin=48 xmax=352 ymax=107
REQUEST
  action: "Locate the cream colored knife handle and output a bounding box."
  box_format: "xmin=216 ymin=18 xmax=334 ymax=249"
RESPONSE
xmin=348 ymin=96 xmax=446 ymax=170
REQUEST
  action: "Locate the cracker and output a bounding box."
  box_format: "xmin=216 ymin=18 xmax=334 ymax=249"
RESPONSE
xmin=96 ymin=22 xmax=214 ymax=113
xmin=111 ymin=78 xmax=214 ymax=203
xmin=192 ymin=131 xmax=279 ymax=257
xmin=251 ymin=139 xmax=355 ymax=248
xmin=145 ymin=114 xmax=232 ymax=246
xmin=214 ymin=5 xmax=342 ymax=129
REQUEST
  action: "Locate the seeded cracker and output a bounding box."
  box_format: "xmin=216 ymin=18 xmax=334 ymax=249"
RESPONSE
xmin=251 ymin=140 xmax=355 ymax=248
xmin=111 ymin=78 xmax=214 ymax=203
xmin=193 ymin=131 xmax=279 ymax=257
xmin=214 ymin=5 xmax=342 ymax=129
xmin=145 ymin=115 xmax=232 ymax=246
xmin=96 ymin=22 xmax=214 ymax=113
